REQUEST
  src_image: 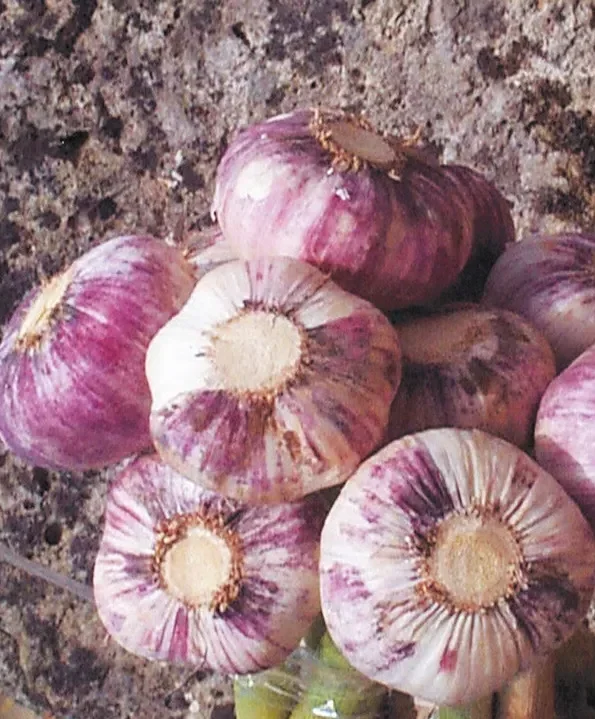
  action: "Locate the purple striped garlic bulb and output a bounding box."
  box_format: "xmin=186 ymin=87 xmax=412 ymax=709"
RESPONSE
xmin=483 ymin=233 xmax=595 ymax=371
xmin=145 ymin=256 xmax=402 ymax=505
xmin=212 ymin=108 xmax=475 ymax=311
xmin=320 ymin=428 xmax=595 ymax=706
xmin=387 ymin=304 xmax=555 ymax=447
xmin=535 ymin=343 xmax=595 ymax=530
xmin=93 ymin=454 xmax=326 ymax=673
xmin=0 ymin=235 xmax=196 ymax=471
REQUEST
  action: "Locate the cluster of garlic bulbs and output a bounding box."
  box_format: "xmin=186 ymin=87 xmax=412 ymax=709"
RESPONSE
xmin=2 ymin=109 xmax=595 ymax=719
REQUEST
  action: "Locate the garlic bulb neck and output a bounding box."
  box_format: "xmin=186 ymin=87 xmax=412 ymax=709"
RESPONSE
xmin=16 ymin=269 xmax=73 ymax=350
xmin=310 ymin=109 xmax=401 ymax=173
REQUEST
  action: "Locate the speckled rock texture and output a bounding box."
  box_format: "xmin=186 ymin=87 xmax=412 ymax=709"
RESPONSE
xmin=0 ymin=0 xmax=594 ymax=717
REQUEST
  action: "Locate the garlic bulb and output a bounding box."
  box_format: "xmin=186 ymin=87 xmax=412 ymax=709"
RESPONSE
xmin=93 ymin=454 xmax=326 ymax=673
xmin=0 ymin=235 xmax=196 ymax=471
xmin=439 ymin=165 xmax=515 ymax=302
xmin=320 ymin=428 xmax=595 ymax=706
xmin=482 ymin=233 xmax=595 ymax=370
xmin=146 ymin=256 xmax=402 ymax=504
xmin=387 ymin=304 xmax=555 ymax=447
xmin=212 ymin=108 xmax=475 ymax=311
xmin=535 ymin=343 xmax=595 ymax=529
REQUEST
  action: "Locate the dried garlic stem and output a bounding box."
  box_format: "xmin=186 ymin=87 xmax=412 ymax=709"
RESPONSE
xmin=0 ymin=542 xmax=94 ymax=603
xmin=325 ymin=119 xmax=397 ymax=170
xmin=496 ymin=656 xmax=555 ymax=719
xmin=431 ymin=694 xmax=494 ymax=719
xmin=436 ymin=694 xmax=494 ymax=718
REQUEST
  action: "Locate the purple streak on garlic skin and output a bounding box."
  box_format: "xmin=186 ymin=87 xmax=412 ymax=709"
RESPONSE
xmin=377 ymin=445 xmax=455 ymax=530
xmin=483 ymin=233 xmax=595 ymax=370
xmin=320 ymin=429 xmax=595 ymax=706
xmin=94 ymin=454 xmax=325 ymax=673
xmin=212 ymin=109 xmax=474 ymax=311
xmin=387 ymin=306 xmax=556 ymax=448
xmin=535 ymin=343 xmax=595 ymax=530
xmin=508 ymin=569 xmax=581 ymax=652
xmin=0 ymin=236 xmax=196 ymax=470
xmin=147 ymin=256 xmax=401 ymax=504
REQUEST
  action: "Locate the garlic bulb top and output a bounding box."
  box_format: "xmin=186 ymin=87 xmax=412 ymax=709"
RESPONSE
xmin=0 ymin=235 xmax=196 ymax=471
xmin=320 ymin=428 xmax=595 ymax=706
xmin=146 ymin=256 xmax=402 ymax=504
xmin=212 ymin=108 xmax=475 ymax=311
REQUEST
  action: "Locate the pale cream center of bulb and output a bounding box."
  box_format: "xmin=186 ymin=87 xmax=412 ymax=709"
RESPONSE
xmin=427 ymin=513 xmax=521 ymax=610
xmin=327 ymin=120 xmax=397 ymax=169
xmin=17 ymin=269 xmax=73 ymax=348
xmin=210 ymin=310 xmax=303 ymax=394
xmin=162 ymin=527 xmax=233 ymax=607
xmin=399 ymin=311 xmax=490 ymax=364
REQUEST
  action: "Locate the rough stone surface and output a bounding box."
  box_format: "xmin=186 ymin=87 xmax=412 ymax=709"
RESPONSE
xmin=0 ymin=0 xmax=594 ymax=717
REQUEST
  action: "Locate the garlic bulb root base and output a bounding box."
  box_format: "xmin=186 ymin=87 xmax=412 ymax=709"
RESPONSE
xmin=153 ymin=512 xmax=243 ymax=612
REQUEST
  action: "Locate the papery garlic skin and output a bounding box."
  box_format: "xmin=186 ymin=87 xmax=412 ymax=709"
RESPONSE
xmin=320 ymin=428 xmax=595 ymax=706
xmin=482 ymin=233 xmax=595 ymax=370
xmin=182 ymin=224 xmax=239 ymax=276
xmin=212 ymin=109 xmax=474 ymax=311
xmin=387 ymin=305 xmax=556 ymax=447
xmin=0 ymin=236 xmax=196 ymax=470
xmin=146 ymin=256 xmax=402 ymax=504
xmin=535 ymin=343 xmax=595 ymax=530
xmin=93 ymin=454 xmax=325 ymax=673
xmin=439 ymin=165 xmax=515 ymax=302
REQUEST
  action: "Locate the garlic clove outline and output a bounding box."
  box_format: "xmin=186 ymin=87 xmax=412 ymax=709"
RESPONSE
xmin=146 ymin=256 xmax=402 ymax=504
xmin=387 ymin=304 xmax=556 ymax=447
xmin=212 ymin=108 xmax=475 ymax=311
xmin=482 ymin=233 xmax=595 ymax=371
xmin=93 ymin=453 xmax=326 ymax=674
xmin=320 ymin=428 xmax=595 ymax=706
xmin=0 ymin=235 xmax=196 ymax=471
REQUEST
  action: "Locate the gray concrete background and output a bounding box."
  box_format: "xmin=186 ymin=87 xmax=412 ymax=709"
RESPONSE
xmin=0 ymin=0 xmax=594 ymax=717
